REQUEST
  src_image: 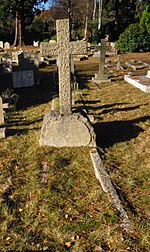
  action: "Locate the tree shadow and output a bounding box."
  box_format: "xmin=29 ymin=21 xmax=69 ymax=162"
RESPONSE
xmin=94 ymin=116 xmax=150 ymax=148
xmin=76 ymin=101 xmax=144 ymax=115
xmin=76 ymin=73 xmax=93 ymax=90
xmin=15 ymin=71 xmax=58 ymax=110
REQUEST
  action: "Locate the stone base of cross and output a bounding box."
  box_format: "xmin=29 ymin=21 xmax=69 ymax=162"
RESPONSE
xmin=39 ymin=110 xmax=96 ymax=147
xmin=92 ymin=39 xmax=112 ymax=84
xmin=39 ymin=19 xmax=96 ymax=147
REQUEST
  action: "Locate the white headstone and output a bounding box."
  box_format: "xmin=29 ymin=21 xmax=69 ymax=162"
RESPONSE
xmin=4 ymin=42 xmax=10 ymax=50
xmin=33 ymin=41 xmax=39 ymax=47
xmin=12 ymin=70 xmax=34 ymax=88
xmin=0 ymin=41 xmax=3 ymax=48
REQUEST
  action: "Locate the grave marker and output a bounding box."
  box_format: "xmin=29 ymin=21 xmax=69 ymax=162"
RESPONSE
xmin=40 ymin=19 xmax=87 ymax=115
xmin=92 ymin=39 xmax=112 ymax=83
xmin=117 ymin=55 xmax=123 ymax=71
xmin=0 ymin=41 xmax=3 ymax=48
xmin=4 ymin=42 xmax=10 ymax=50
xmin=39 ymin=19 xmax=96 ymax=147
xmin=12 ymin=70 xmax=34 ymax=88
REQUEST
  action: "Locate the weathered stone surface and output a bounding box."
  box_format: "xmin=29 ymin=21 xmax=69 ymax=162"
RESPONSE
xmin=39 ymin=111 xmax=96 ymax=147
xmin=40 ymin=19 xmax=87 ymax=115
xmin=124 ymin=74 xmax=150 ymax=93
xmin=90 ymin=148 xmax=133 ymax=233
xmin=0 ymin=127 xmax=6 ymax=139
xmin=12 ymin=70 xmax=34 ymax=88
xmin=4 ymin=42 xmax=10 ymax=50
xmin=93 ymin=39 xmax=112 ymax=83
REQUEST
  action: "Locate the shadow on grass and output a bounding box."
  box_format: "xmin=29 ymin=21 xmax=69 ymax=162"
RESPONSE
xmin=76 ymin=101 xmax=147 ymax=115
xmin=16 ymin=71 xmax=58 ymax=110
xmin=94 ymin=116 xmax=150 ymax=148
xmin=76 ymin=73 xmax=93 ymax=90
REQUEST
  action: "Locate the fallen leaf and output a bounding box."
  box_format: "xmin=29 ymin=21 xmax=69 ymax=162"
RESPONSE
xmin=65 ymin=242 xmax=71 ymax=248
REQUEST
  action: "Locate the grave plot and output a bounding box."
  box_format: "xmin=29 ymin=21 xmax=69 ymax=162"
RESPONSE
xmin=125 ymin=59 xmax=149 ymax=71
xmin=124 ymin=70 xmax=150 ymax=93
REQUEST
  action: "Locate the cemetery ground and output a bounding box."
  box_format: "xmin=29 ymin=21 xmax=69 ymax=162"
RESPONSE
xmin=0 ymin=51 xmax=150 ymax=251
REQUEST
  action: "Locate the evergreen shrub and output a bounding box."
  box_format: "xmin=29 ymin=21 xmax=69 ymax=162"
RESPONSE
xmin=116 ymin=23 xmax=150 ymax=52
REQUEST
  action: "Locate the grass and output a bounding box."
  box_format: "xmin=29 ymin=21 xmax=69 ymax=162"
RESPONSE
xmin=0 ymin=52 xmax=150 ymax=251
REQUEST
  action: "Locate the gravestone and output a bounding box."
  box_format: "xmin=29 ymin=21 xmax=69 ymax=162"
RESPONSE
xmin=4 ymin=42 xmax=10 ymax=50
xmin=92 ymin=39 xmax=112 ymax=83
xmin=12 ymin=51 xmax=19 ymax=64
xmin=0 ymin=96 xmax=6 ymax=138
xmin=117 ymin=55 xmax=123 ymax=71
xmin=12 ymin=70 xmax=34 ymax=88
xmin=2 ymin=54 xmax=12 ymax=73
xmin=0 ymin=41 xmax=3 ymax=48
xmin=18 ymin=51 xmax=40 ymax=84
xmin=146 ymin=70 xmax=150 ymax=78
xmin=39 ymin=19 xmax=96 ymax=147
xmin=33 ymin=41 xmax=39 ymax=47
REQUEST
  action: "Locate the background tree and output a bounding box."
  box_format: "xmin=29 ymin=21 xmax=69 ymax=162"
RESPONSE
xmin=140 ymin=5 xmax=150 ymax=34
xmin=0 ymin=0 xmax=48 ymax=46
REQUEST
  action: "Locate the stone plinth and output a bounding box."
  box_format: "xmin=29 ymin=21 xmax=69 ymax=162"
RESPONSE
xmin=92 ymin=73 xmax=111 ymax=83
xmin=39 ymin=111 xmax=96 ymax=147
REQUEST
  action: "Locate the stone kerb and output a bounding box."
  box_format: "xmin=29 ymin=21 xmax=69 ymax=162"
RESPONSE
xmin=39 ymin=19 xmax=96 ymax=147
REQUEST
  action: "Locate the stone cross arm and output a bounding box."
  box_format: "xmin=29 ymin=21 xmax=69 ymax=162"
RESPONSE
xmin=40 ymin=43 xmax=58 ymax=57
xmin=40 ymin=40 xmax=87 ymax=57
xmin=95 ymin=39 xmax=112 ymax=53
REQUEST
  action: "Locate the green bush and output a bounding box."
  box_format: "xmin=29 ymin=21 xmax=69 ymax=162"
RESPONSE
xmin=140 ymin=5 xmax=150 ymax=34
xmin=116 ymin=23 xmax=150 ymax=52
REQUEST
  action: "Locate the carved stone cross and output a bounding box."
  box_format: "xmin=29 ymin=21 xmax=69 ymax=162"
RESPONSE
xmin=40 ymin=19 xmax=87 ymax=115
xmin=95 ymin=39 xmax=112 ymax=75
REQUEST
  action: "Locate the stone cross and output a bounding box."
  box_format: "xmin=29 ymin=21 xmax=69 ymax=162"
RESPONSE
xmin=95 ymin=39 xmax=112 ymax=75
xmin=117 ymin=55 xmax=123 ymax=71
xmin=40 ymin=19 xmax=87 ymax=115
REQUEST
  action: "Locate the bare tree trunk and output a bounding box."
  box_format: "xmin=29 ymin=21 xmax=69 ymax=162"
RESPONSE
xmin=93 ymin=0 xmax=97 ymax=20
xmin=12 ymin=0 xmax=25 ymax=47
xmin=18 ymin=16 xmax=22 ymax=46
xmin=98 ymin=0 xmax=103 ymax=30
xmin=13 ymin=10 xmax=18 ymax=46
xmin=84 ymin=0 xmax=89 ymax=40
xmin=12 ymin=0 xmax=19 ymax=46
